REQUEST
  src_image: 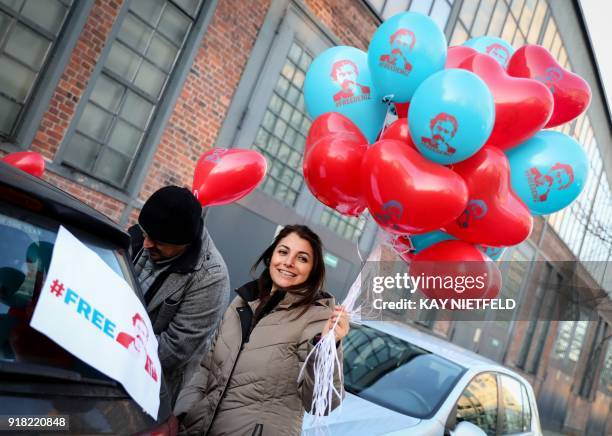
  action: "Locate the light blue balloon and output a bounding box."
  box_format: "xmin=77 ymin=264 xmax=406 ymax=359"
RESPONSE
xmin=506 ymin=131 xmax=589 ymax=216
xmin=409 ymin=69 xmax=495 ymax=165
xmin=463 ymin=36 xmax=514 ymax=69
xmin=411 ymin=230 xmax=456 ymax=254
xmin=368 ymin=12 xmax=446 ymax=103
xmin=304 ymin=46 xmax=386 ymax=143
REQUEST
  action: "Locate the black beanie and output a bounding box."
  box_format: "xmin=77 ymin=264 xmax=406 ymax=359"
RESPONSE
xmin=139 ymin=186 xmax=202 ymax=244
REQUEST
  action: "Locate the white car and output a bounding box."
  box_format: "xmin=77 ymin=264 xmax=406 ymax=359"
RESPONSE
xmin=303 ymin=321 xmax=543 ymax=436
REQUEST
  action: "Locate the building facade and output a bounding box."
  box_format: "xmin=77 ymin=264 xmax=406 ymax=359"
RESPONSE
xmin=0 ymin=0 xmax=610 ymax=433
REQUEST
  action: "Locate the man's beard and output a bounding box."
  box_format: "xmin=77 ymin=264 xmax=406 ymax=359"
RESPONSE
xmin=341 ymin=80 xmax=356 ymax=90
xmin=432 ymin=134 xmax=448 ymax=145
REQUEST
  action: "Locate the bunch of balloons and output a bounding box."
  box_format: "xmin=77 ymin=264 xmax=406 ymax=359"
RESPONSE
xmin=303 ymin=12 xmax=591 ymax=299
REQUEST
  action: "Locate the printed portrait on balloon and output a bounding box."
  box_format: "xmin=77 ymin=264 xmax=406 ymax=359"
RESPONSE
xmin=534 ymin=66 xmax=563 ymax=94
xmin=330 ymin=59 xmax=371 ymax=106
xmin=421 ymin=112 xmax=459 ymax=156
xmin=457 ymin=199 xmax=488 ymax=229
xmin=485 ymin=43 xmax=511 ymax=68
xmin=379 ymin=28 xmax=416 ymax=75
xmin=526 ymin=163 xmax=574 ymax=203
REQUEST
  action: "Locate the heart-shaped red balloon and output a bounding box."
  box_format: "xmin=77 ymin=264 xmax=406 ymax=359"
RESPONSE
xmin=361 ymin=139 xmax=468 ymax=234
xmin=2 ymin=151 xmax=45 ymax=177
xmin=410 ymin=240 xmax=502 ymax=301
xmin=459 ymin=53 xmax=553 ymax=150
xmin=444 ymin=146 xmax=533 ymax=246
xmin=303 ymin=134 xmax=367 ymax=216
xmin=507 ymin=45 xmax=591 ymax=128
xmin=305 ymin=112 xmax=367 ymax=158
xmin=380 ymin=118 xmax=417 ymax=150
xmin=192 ymin=148 xmax=267 ymax=207
xmin=445 ymin=46 xmax=478 ymax=69
xmin=394 ymin=102 xmax=410 ymax=119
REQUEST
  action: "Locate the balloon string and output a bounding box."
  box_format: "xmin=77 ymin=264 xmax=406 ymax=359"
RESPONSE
xmin=379 ymin=94 xmax=395 ymax=139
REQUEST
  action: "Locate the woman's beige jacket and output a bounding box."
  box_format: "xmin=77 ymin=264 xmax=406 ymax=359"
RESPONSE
xmin=174 ymin=281 xmax=343 ymax=435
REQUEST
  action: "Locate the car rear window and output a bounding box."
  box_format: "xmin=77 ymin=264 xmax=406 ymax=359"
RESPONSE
xmin=0 ymin=204 xmax=135 ymax=381
xmin=344 ymin=323 xmax=465 ymax=419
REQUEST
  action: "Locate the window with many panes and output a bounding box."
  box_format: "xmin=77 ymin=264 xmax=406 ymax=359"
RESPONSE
xmin=553 ymin=319 xmax=588 ymax=364
xmin=367 ymin=0 xmax=454 ymax=30
xmin=0 ymin=0 xmax=74 ymax=139
xmin=61 ymin=0 xmax=202 ymax=187
xmin=253 ymin=41 xmax=311 ymax=207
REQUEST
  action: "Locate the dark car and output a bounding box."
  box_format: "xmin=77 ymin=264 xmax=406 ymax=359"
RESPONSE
xmin=0 ymin=162 xmax=176 ymax=435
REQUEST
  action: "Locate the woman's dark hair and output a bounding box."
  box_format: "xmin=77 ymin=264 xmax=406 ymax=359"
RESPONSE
xmin=251 ymin=224 xmax=326 ymax=313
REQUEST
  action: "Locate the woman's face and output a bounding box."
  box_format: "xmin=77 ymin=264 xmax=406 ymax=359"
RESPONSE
xmin=269 ymin=232 xmax=314 ymax=291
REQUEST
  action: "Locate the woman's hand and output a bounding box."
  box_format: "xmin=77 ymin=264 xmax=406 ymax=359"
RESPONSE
xmin=321 ymin=305 xmax=350 ymax=342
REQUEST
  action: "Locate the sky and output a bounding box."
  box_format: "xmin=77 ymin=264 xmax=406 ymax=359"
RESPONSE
xmin=579 ymin=0 xmax=612 ymax=115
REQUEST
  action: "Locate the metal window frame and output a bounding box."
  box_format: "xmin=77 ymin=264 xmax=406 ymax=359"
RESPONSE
xmin=0 ymin=0 xmax=95 ymax=150
xmin=45 ymin=0 xmax=217 ymax=208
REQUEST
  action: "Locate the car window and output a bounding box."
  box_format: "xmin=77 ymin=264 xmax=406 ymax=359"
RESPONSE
xmin=500 ymin=375 xmax=525 ymax=434
xmin=456 ymin=372 xmax=498 ymax=436
xmin=0 ymin=207 xmax=135 ymax=381
xmin=343 ymin=323 xmax=465 ymax=418
xmin=521 ymin=383 xmax=532 ymax=432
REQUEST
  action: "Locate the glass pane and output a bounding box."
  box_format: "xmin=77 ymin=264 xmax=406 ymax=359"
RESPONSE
xmin=0 ymin=94 xmax=20 ymax=134
xmin=172 ymin=0 xmax=201 ymax=18
xmin=21 ymin=0 xmax=68 ymax=35
xmin=511 ymin=0 xmax=525 ymax=18
xmin=288 ymin=43 xmax=301 ymax=63
xmin=542 ymin=18 xmax=556 ymax=50
xmin=63 ymin=133 xmax=99 ymax=170
xmin=430 ymin=0 xmax=451 ymax=30
xmin=489 ymin=0 xmax=508 ymax=36
xmin=78 ymin=103 xmax=113 ymax=142
xmin=120 ymin=90 xmax=153 ymax=129
xmin=527 ymin=0 xmax=547 ymax=43
xmin=500 ymin=376 xmax=524 ymax=434
xmin=519 ymin=0 xmax=536 ymax=31
xmin=134 ymin=60 xmax=166 ymax=98
xmin=408 ymin=0 xmax=431 ymax=15
xmin=459 ymin=0 xmax=478 ymax=30
xmin=130 ymin=0 xmax=164 ymax=24
xmin=0 ymin=0 xmax=24 ymax=12
xmin=119 ymin=13 xmax=152 ymax=54
xmin=93 ymin=147 xmax=130 ymax=185
xmin=146 ymin=34 xmax=178 ymax=71
xmin=456 ymin=373 xmax=498 ymax=435
xmin=90 ymin=74 xmax=125 ymax=112
xmin=383 ymin=0 xmax=410 ymax=19
xmin=0 ymin=11 xmax=10 ymax=42
xmin=501 ymin=14 xmax=517 ymax=42
xmin=472 ymin=0 xmax=496 ymax=36
xmin=5 ymin=23 xmax=51 ymax=70
xmin=106 ymin=42 xmax=141 ymax=81
xmin=158 ymin=3 xmax=189 ymax=45
xmin=450 ymin=22 xmax=468 ymax=46
xmin=0 ymin=55 xmax=36 ymax=101
xmin=107 ymin=119 xmax=142 ymax=157
xmin=368 ymin=0 xmax=384 ymax=13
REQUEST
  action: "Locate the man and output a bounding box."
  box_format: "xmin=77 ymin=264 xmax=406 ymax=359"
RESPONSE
xmin=526 ymin=163 xmax=574 ymax=202
xmin=129 ymin=186 xmax=230 ymax=404
xmin=331 ymin=59 xmax=370 ymax=103
xmin=116 ymin=312 xmax=159 ymax=382
xmin=485 ymin=43 xmax=511 ymax=68
xmin=380 ymin=28 xmax=416 ymax=72
xmin=421 ymin=112 xmax=459 ymax=155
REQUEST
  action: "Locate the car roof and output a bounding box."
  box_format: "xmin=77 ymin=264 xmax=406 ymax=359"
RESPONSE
xmin=0 ymin=162 xmax=129 ymax=249
xmin=360 ymin=320 xmax=506 ymax=370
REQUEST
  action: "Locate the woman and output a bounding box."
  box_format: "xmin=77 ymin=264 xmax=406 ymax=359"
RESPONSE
xmin=175 ymin=224 xmax=349 ymax=435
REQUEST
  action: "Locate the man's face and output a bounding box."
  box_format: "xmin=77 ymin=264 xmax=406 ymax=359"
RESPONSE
xmin=489 ymin=47 xmax=508 ymax=66
xmin=433 ymin=120 xmax=455 ymax=144
xmin=336 ymin=64 xmax=357 ymax=90
xmin=133 ymin=320 xmax=148 ymax=352
xmin=141 ymin=226 xmax=189 ymax=261
xmin=393 ymin=34 xmax=414 ymax=54
xmin=550 ymin=168 xmax=571 ymax=189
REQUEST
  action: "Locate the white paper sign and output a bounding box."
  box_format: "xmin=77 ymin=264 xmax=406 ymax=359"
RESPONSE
xmin=30 ymin=226 xmax=161 ymax=418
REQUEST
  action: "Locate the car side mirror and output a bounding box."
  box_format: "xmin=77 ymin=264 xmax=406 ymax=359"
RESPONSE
xmin=450 ymin=421 xmax=487 ymax=436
